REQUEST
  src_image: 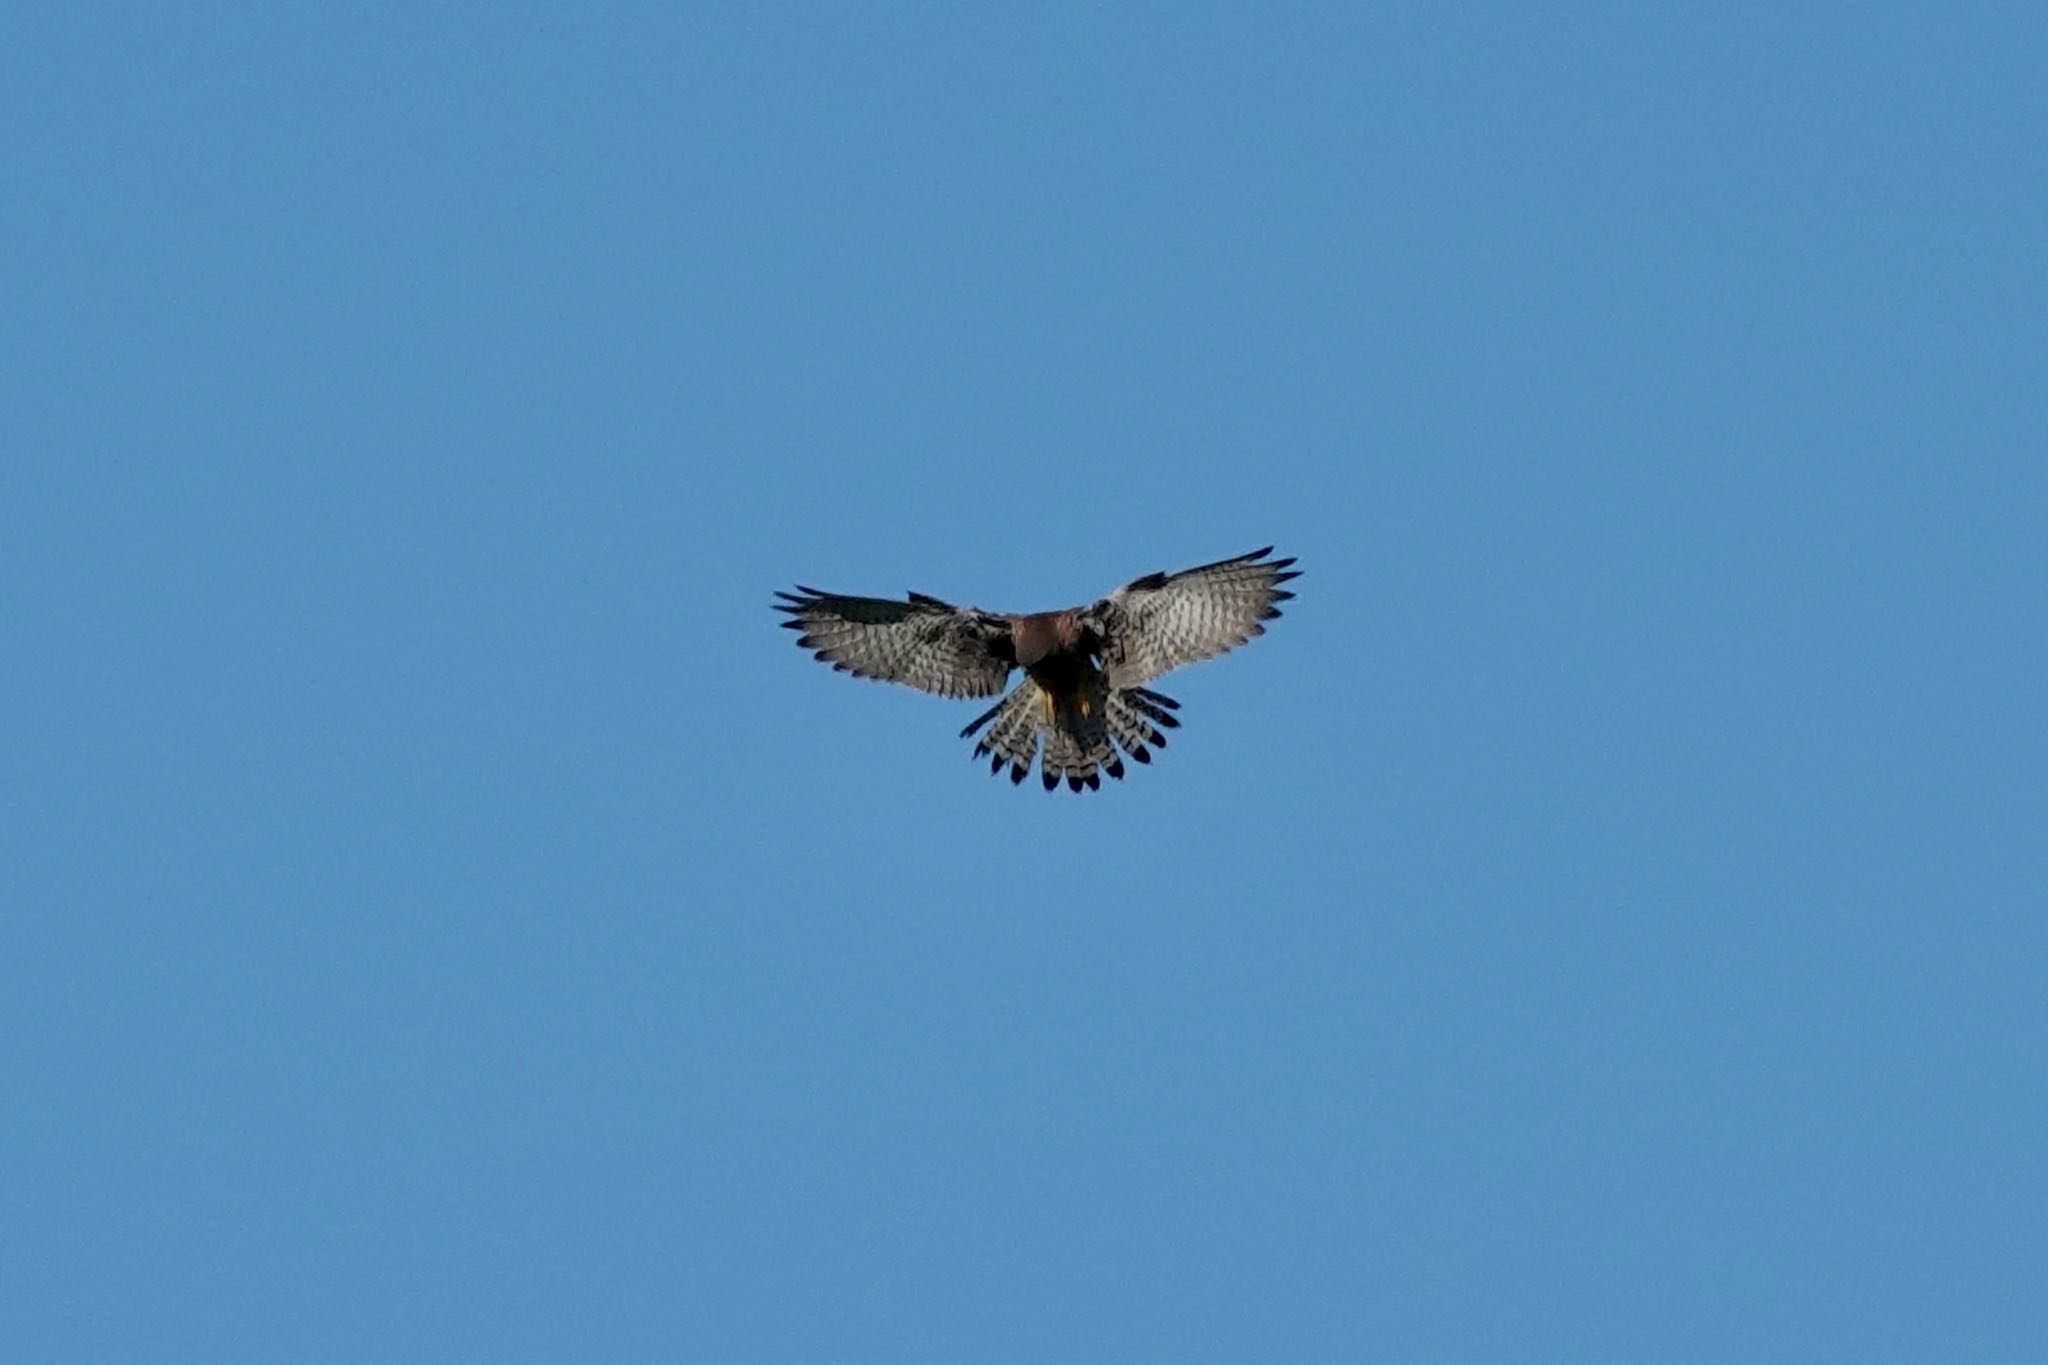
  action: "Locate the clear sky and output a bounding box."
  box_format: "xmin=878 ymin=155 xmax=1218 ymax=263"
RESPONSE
xmin=5 ymin=2 xmax=2044 ymax=1360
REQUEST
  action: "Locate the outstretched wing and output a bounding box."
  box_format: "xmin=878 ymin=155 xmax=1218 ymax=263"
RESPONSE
xmin=1088 ymin=547 xmax=1299 ymax=688
xmin=774 ymin=587 xmax=1015 ymax=699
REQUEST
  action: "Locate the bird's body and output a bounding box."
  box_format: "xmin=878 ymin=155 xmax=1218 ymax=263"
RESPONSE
xmin=775 ymin=547 xmax=1298 ymax=791
xmin=1009 ymin=610 xmax=1090 ymax=713
xmin=1009 ymin=609 xmax=1084 ymax=670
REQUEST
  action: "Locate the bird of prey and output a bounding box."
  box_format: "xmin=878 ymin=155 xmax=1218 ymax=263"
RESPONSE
xmin=773 ymin=547 xmax=1299 ymax=792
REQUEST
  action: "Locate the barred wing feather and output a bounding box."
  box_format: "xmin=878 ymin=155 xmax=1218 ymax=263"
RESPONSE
xmin=1092 ymin=547 xmax=1299 ymax=689
xmin=774 ymin=589 xmax=1014 ymax=699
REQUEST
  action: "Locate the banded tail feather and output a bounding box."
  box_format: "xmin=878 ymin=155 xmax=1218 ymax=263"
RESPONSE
xmin=961 ymin=683 xmax=1043 ymax=785
xmin=961 ymin=679 xmax=1180 ymax=793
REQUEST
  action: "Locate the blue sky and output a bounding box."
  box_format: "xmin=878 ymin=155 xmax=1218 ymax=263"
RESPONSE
xmin=5 ymin=2 xmax=2044 ymax=1360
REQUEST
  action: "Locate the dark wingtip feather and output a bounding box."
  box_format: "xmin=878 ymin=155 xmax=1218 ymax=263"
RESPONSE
xmin=1067 ymin=774 xmax=1084 ymax=792
xmin=1084 ymin=772 xmax=1101 ymax=791
xmin=1128 ymin=745 xmax=1151 ymax=764
xmin=1247 ymin=545 xmax=1275 ymax=559
xmin=1105 ymin=758 xmax=1125 ymax=780
xmin=1010 ymin=764 xmax=1028 ymax=785
xmin=1041 ymin=770 xmax=1059 ymax=792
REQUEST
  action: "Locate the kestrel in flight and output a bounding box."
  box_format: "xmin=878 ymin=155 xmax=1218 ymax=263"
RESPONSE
xmin=774 ymin=547 xmax=1300 ymax=792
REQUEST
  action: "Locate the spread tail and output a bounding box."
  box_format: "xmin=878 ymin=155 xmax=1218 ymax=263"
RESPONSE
xmin=961 ymin=680 xmax=1180 ymax=793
